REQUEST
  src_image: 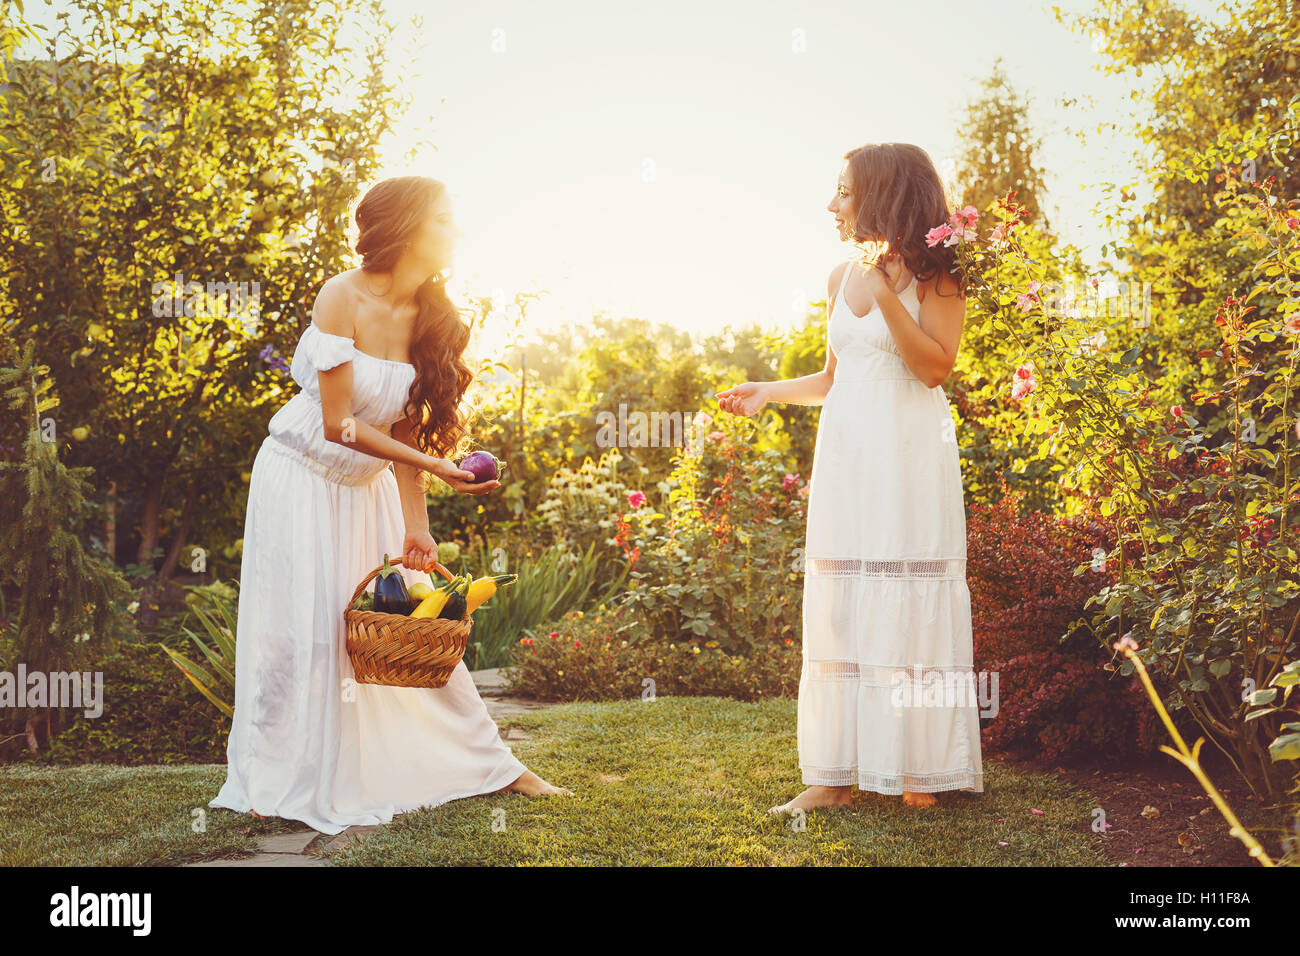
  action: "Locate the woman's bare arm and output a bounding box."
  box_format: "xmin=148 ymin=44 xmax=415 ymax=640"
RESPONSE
xmin=310 ymin=280 xmax=488 ymax=494
xmin=757 ymin=263 xmax=845 ymax=407
xmin=391 ymin=416 xmax=432 ymax=533
xmin=869 ymin=262 xmax=965 ymax=388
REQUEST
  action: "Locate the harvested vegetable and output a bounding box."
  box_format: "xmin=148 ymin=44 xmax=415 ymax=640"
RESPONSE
xmin=350 ymin=591 xmax=374 ymax=612
xmin=465 ymin=574 xmax=519 ymax=614
xmin=410 ymin=587 xmax=452 ymax=619
xmin=373 ymin=553 xmax=413 ymax=614
xmin=437 ymin=575 xmax=471 ymax=620
xmin=458 ymin=451 xmax=507 ymax=483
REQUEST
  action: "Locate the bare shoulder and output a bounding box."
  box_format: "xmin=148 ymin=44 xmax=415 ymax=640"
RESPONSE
xmin=916 ymin=269 xmax=963 ymax=306
xmin=312 ymin=272 xmax=361 ymax=337
xmin=827 ymin=260 xmax=854 ymax=299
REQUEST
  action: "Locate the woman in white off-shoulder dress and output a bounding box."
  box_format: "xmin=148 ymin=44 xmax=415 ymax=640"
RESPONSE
xmin=717 ymin=143 xmax=984 ymax=813
xmin=210 ymin=176 xmax=568 ymax=836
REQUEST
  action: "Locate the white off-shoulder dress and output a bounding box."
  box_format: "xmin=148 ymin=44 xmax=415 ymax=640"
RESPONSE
xmin=797 ymin=262 xmax=984 ymax=795
xmin=209 ymin=323 xmax=527 ymax=834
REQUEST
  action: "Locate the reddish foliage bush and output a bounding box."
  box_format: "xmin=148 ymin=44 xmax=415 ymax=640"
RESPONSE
xmin=967 ymin=481 xmax=1171 ymax=762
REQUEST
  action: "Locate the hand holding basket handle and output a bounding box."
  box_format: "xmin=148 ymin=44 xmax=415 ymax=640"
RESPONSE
xmin=344 ymin=556 xmax=471 ymax=688
xmin=402 ymin=528 xmax=442 ymax=576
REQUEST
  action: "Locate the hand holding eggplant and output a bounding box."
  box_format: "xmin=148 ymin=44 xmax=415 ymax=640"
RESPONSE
xmin=426 ymin=457 xmax=500 ymax=496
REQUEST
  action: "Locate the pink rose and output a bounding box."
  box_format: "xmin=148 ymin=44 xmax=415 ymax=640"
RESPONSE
xmin=1010 ymin=362 xmax=1037 ymax=401
xmin=949 ymin=222 xmax=976 ymax=243
xmin=782 ymin=473 xmax=800 ymax=492
xmin=951 ymin=205 xmax=978 ymax=227
xmin=1284 ymin=314 xmax=1300 ymax=335
xmin=1170 ymin=404 xmax=1183 ymax=418
xmin=627 ymin=490 xmax=647 ymax=508
xmin=1287 ymin=217 xmax=1299 ymax=230
xmin=925 ymin=223 xmax=954 ymax=248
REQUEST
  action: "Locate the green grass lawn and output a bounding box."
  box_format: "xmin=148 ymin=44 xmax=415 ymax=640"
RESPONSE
xmin=1 ymin=697 xmax=1109 ymax=866
xmin=0 ymin=764 xmax=300 ymax=866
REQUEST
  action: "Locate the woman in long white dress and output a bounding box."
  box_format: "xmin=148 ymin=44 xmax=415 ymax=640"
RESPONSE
xmin=210 ymin=176 xmax=569 ymax=836
xmin=716 ymin=143 xmax=984 ymax=813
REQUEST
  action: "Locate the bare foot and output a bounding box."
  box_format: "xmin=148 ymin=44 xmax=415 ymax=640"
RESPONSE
xmin=902 ymin=791 xmax=937 ymax=808
xmin=500 ymin=769 xmax=573 ymax=797
xmin=769 ymin=785 xmax=853 ymax=815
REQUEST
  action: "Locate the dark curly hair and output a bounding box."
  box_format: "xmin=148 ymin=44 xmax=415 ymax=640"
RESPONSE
xmin=353 ymin=176 xmax=474 ymax=460
xmin=842 ymin=142 xmax=964 ymax=291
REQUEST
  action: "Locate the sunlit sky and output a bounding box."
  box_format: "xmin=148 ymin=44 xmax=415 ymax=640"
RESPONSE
xmin=35 ymin=0 xmax=1231 ymax=354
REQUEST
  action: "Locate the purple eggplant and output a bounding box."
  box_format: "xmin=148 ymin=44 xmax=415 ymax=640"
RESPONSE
xmin=373 ymin=553 xmax=413 ymax=614
xmin=458 ymin=450 xmax=508 ymax=483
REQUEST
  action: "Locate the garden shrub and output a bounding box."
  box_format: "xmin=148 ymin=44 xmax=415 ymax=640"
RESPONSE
xmin=967 ymin=483 xmax=1175 ymax=762
xmin=614 ymin=415 xmax=809 ymax=655
xmin=7 ymin=638 xmax=230 ymax=765
xmin=506 ymin=606 xmax=800 ymax=701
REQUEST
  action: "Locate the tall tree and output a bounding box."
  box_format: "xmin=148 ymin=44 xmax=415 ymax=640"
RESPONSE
xmin=953 ymin=60 xmax=1051 ymax=230
xmin=0 ymin=0 xmax=412 ymax=601
xmin=0 ymin=339 xmax=133 ymax=751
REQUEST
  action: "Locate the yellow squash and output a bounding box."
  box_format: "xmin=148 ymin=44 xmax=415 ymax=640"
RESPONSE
xmin=465 ymin=574 xmax=519 ymax=614
xmin=410 ymin=589 xmax=451 ymax=619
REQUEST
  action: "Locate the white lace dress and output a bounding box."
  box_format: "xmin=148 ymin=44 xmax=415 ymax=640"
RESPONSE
xmin=209 ymin=323 xmax=526 ymax=834
xmin=798 ymin=261 xmax=984 ymax=795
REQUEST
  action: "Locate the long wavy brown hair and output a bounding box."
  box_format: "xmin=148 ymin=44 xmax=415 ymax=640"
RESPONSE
xmin=842 ymin=142 xmax=964 ymax=292
xmin=353 ymin=176 xmax=474 ymax=460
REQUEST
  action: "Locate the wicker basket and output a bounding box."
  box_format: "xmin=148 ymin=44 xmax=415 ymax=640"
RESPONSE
xmin=344 ymin=557 xmax=471 ymax=688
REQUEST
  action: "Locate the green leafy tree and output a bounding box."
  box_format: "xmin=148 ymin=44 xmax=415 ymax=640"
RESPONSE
xmin=0 ymin=340 xmax=133 ymax=751
xmin=0 ymin=0 xmax=410 ymax=602
xmin=953 ymin=60 xmax=1051 ymax=230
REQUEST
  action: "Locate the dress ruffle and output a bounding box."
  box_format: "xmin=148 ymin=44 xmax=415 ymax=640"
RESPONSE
xmin=292 ymin=323 xmax=356 ymax=377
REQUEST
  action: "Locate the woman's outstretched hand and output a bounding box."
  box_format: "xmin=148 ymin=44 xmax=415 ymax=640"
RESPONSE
xmin=403 ymin=528 xmax=440 ymax=572
xmin=715 ymin=382 xmax=769 ymax=417
xmin=426 ymin=457 xmax=501 ymax=495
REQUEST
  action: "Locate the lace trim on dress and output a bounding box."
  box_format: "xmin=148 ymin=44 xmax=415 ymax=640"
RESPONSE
xmin=801 ymin=765 xmax=983 ymax=793
xmin=803 ymin=660 xmax=977 ymax=687
xmin=805 ymin=557 xmax=966 ymax=580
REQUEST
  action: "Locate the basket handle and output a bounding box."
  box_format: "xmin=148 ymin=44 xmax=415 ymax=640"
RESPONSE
xmin=348 ymin=557 xmax=455 ymax=608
